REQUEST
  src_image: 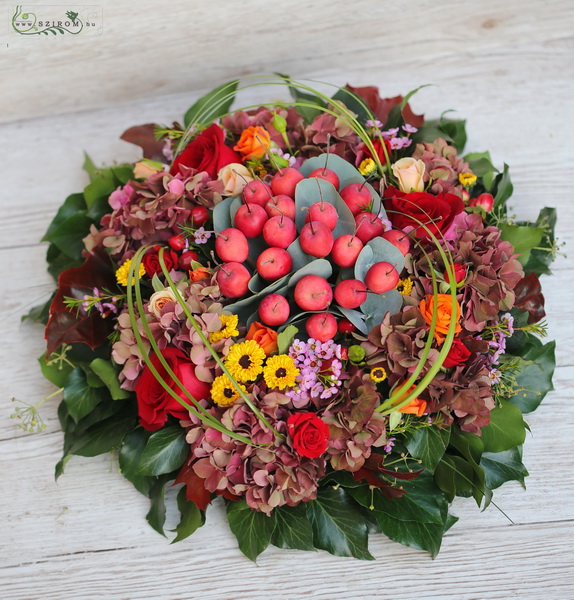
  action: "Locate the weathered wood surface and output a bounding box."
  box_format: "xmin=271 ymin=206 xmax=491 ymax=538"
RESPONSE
xmin=1 ymin=1 xmax=573 ymax=598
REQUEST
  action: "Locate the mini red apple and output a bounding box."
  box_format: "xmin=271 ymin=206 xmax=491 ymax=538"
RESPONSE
xmin=179 ymin=250 xmax=199 ymax=271
xmin=299 ymin=221 xmax=334 ymax=257
xmin=307 ymin=167 xmax=340 ymax=190
xmin=340 ymin=182 xmax=372 ymax=215
xmin=264 ymin=194 xmax=296 ymax=220
xmin=262 ymin=216 xmax=297 ymax=248
xmin=331 ymin=234 xmax=364 ymax=268
xmin=271 ymin=167 xmax=304 ymax=197
xmin=365 ymin=261 xmax=400 ymax=294
xmin=334 ymin=279 xmax=368 ymax=309
xmin=258 ymin=294 xmax=290 ymax=326
xmin=294 ymin=275 xmax=333 ymax=311
xmin=233 ymin=203 xmax=268 ymax=238
xmin=256 ymin=247 xmax=293 ymax=281
xmin=216 ymin=262 xmax=251 ymax=298
xmin=305 ymin=201 xmax=338 ymax=230
xmin=337 ymin=318 xmax=355 ymax=334
xmin=215 ymin=227 xmax=249 ymax=263
xmin=168 ymin=234 xmax=186 ymax=251
xmin=190 ymin=205 xmax=210 ymax=227
xmin=381 ymin=229 xmax=411 ymax=256
xmin=354 ymin=212 xmax=386 ymax=243
xmin=242 ymin=180 xmax=273 ymax=207
xmin=305 ymin=312 xmax=338 ymax=342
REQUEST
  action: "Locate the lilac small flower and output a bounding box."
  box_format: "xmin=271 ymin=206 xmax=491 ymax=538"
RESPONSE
xmin=402 ymin=124 xmax=418 ymax=134
xmin=383 ymin=437 xmax=396 ymax=453
xmin=390 ymin=137 xmax=403 ymax=150
xmin=377 ymin=215 xmax=393 ymax=232
xmin=193 ymin=227 xmax=211 ymax=244
xmin=162 ymin=139 xmax=173 ymax=161
xmin=488 ymin=368 xmax=502 ymax=384
xmin=382 ymin=127 xmax=400 ymax=138
xmin=366 ymin=119 xmax=383 ymax=129
xmin=500 ymin=313 xmax=515 ymax=335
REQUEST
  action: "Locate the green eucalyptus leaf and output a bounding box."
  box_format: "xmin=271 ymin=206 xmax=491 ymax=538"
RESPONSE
xmin=361 ymin=290 xmax=403 ymax=330
xmin=271 ymin=504 xmax=315 ymax=552
xmin=226 ymin=499 xmax=276 ymax=562
xmin=183 ymin=80 xmax=239 ymax=127
xmin=277 ymin=325 xmax=298 ymax=354
xmin=298 ymin=153 xmax=365 ymax=190
xmin=405 ymin=426 xmax=451 ymax=473
xmin=480 ymin=400 xmax=527 ymax=452
xmin=287 ymin=258 xmax=332 ymax=287
xmin=335 ymin=306 xmax=368 ymax=335
xmin=171 ymin=487 xmax=205 ymax=543
xmin=137 ymin=426 xmax=189 ymax=476
xmin=306 ymin=487 xmax=374 ymax=560
xmin=213 ymin=195 xmax=234 ymax=233
xmin=480 ymin=446 xmax=528 ymax=490
xmin=286 ymin=238 xmax=314 ymax=271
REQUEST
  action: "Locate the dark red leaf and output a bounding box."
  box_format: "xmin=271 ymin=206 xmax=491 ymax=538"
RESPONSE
xmin=514 ymin=273 xmax=546 ymax=324
xmin=174 ymin=458 xmax=212 ymax=511
xmin=345 ymin=85 xmax=425 ymax=127
xmin=352 ymin=454 xmax=423 ymax=498
xmin=44 ymin=247 xmax=118 ymax=356
xmin=120 ymin=123 xmax=166 ymax=162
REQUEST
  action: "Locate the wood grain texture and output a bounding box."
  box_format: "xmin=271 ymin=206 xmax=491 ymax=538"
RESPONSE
xmin=1 ymin=1 xmax=574 ymax=598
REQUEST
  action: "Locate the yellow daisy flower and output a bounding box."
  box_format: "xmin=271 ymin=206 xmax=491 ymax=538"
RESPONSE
xmin=358 ymin=158 xmax=376 ymax=176
xmin=210 ymin=374 xmax=247 ymax=406
xmin=458 ymin=172 xmax=477 ymax=187
xmin=395 ymin=277 xmax=414 ymax=295
xmin=209 ymin=314 xmax=239 ymax=343
xmin=263 ymin=354 xmax=300 ymax=390
xmin=224 ymin=340 xmax=266 ymax=382
xmin=116 ymin=258 xmax=146 ymax=287
xmin=370 ymin=367 xmax=387 ymax=383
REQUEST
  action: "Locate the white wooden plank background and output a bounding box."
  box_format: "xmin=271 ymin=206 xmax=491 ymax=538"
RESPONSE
xmin=1 ymin=1 xmax=573 ymax=598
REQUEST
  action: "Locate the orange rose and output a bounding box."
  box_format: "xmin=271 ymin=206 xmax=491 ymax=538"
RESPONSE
xmin=233 ymin=126 xmax=271 ymax=161
xmin=419 ymin=293 xmax=462 ymax=344
xmin=245 ymin=321 xmax=278 ymax=356
xmin=393 ymin=384 xmax=427 ymax=416
xmin=189 ymin=266 xmax=211 ymax=282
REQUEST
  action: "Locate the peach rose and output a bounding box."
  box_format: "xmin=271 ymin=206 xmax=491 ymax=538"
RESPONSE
xmin=148 ymin=288 xmax=177 ymax=318
xmin=245 ymin=321 xmax=278 ymax=356
xmin=391 ymin=157 xmax=425 ymax=193
xmin=419 ymin=293 xmax=462 ymax=344
xmin=393 ymin=384 xmax=427 ymax=416
xmin=217 ymin=163 xmax=254 ymax=196
xmin=233 ymin=126 xmax=271 ymax=161
xmin=134 ymin=161 xmax=163 ymax=179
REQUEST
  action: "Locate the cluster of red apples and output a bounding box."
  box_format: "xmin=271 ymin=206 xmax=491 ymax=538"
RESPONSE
xmin=215 ymin=163 xmax=410 ymax=342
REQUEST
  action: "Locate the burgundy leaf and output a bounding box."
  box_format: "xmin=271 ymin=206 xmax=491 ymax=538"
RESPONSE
xmin=120 ymin=123 xmax=166 ymax=162
xmin=174 ymin=458 xmax=212 ymax=511
xmin=514 ymin=273 xmax=546 ymax=324
xmin=45 ymin=247 xmax=118 ymax=356
xmin=352 ymin=454 xmax=423 ymax=498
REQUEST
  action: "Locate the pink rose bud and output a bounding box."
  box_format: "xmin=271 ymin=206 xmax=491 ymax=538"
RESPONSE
xmin=469 ymin=192 xmax=494 ymax=212
xmin=461 ymin=188 xmax=470 ymax=202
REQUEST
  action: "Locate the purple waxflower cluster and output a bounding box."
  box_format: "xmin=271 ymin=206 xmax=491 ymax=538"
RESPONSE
xmin=366 ymin=121 xmax=418 ymax=150
xmin=487 ymin=313 xmax=515 ymax=365
xmin=82 ymin=287 xmax=118 ymax=318
xmin=287 ymin=338 xmax=345 ymax=409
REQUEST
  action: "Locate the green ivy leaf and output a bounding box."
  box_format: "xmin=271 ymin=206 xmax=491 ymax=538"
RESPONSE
xmin=449 ymin=428 xmax=485 ymax=505
xmin=464 ymin=151 xmax=498 ymax=177
xmin=83 ymin=168 xmax=117 ymax=209
xmin=137 ymin=426 xmax=188 ymax=476
xmin=499 ymin=222 xmax=545 ymax=266
xmin=171 ymin=487 xmax=205 ymax=543
xmin=480 ymin=446 xmax=528 ymax=490
xmin=271 ymin=504 xmax=315 ymax=552
xmin=43 ymin=213 xmax=94 ymax=261
xmin=119 ymin=429 xmax=154 ymax=495
xmin=277 ymin=73 xmax=326 ymax=123
xmin=480 ymin=400 xmax=527 ymax=452
xmin=227 ymin=499 xmax=276 ymax=561
xmin=63 ymin=367 xmax=105 ymax=422
xmin=508 ymin=341 xmax=556 ymax=413
xmin=331 ymin=87 xmax=374 ymax=124
xmin=493 ymin=164 xmax=513 ymax=207
xmin=71 ymin=416 xmax=135 ymax=457
xmin=89 ymin=358 xmax=131 ymax=400
xmin=404 ymin=426 xmax=451 ymax=473
xmin=523 ymin=207 xmax=557 ymax=276
xmin=147 ymin=478 xmax=168 ymax=536
xmin=306 ymin=487 xmax=374 ymax=560
xmin=183 ymin=80 xmax=239 ymax=127
xmin=38 ymin=352 xmax=73 ymax=388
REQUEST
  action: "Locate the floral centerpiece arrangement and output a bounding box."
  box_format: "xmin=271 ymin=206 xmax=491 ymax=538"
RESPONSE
xmin=20 ymin=76 xmax=557 ymax=560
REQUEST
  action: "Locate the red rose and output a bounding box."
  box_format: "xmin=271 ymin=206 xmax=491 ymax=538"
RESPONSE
xmin=170 ymin=123 xmax=241 ymax=179
xmin=142 ymin=247 xmax=179 ymax=277
xmin=444 ymin=263 xmax=466 ymax=285
xmin=287 ymin=412 xmax=330 ymax=459
xmin=135 ymin=347 xmax=211 ymax=431
xmin=365 ymin=138 xmax=392 ymax=163
xmin=383 ymin=186 xmax=464 ymax=238
xmin=442 ymin=339 xmax=472 ymax=368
